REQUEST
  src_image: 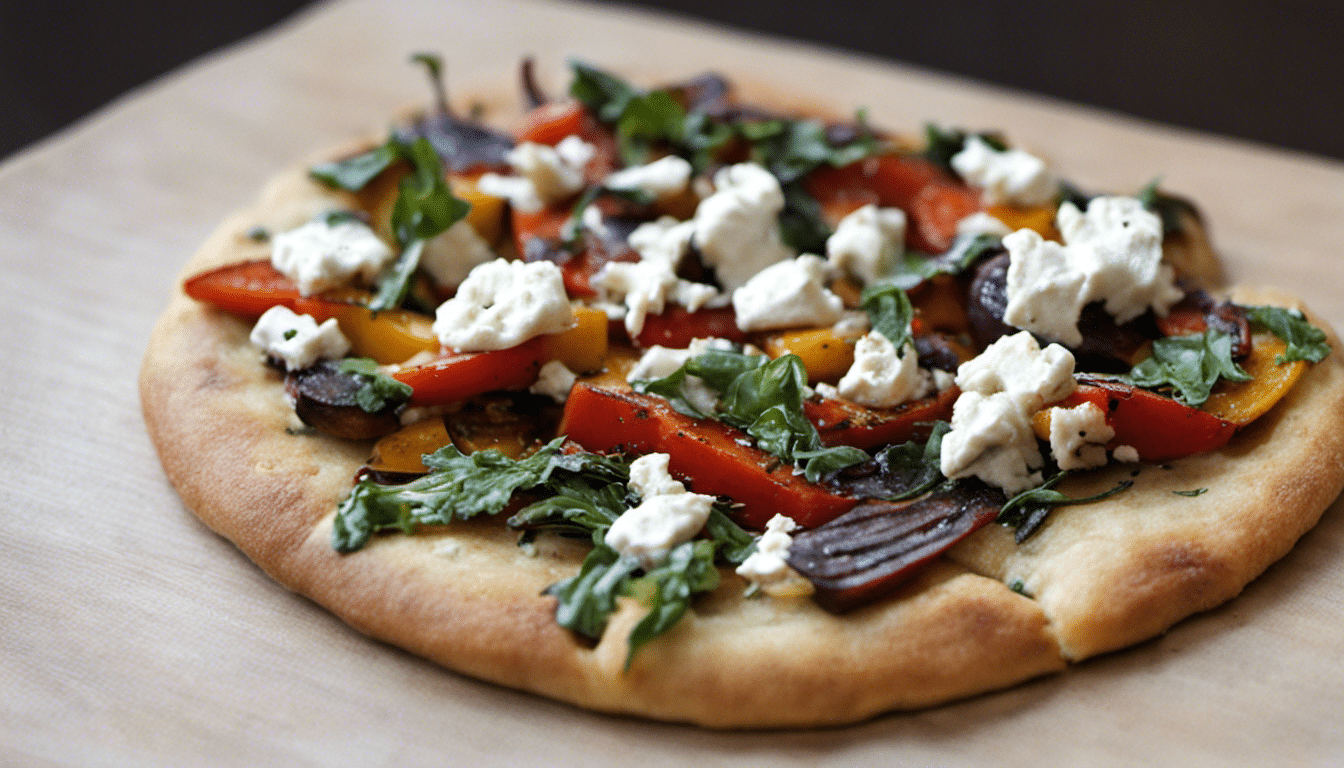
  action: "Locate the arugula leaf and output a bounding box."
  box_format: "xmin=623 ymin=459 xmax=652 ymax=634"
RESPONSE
xmin=878 ymin=233 xmax=1002 ymax=291
xmin=998 ymin=472 xmax=1134 ymax=543
xmin=369 ymin=239 xmax=424 ymax=312
xmin=568 ymin=59 xmax=638 ymax=122
xmin=332 ymin=438 xmax=618 ymax=552
xmin=615 ymin=90 xmax=686 ymax=167
xmin=335 ymin=357 xmax=413 ymax=413
xmin=546 ymin=534 xmax=643 ymax=640
xmin=1246 ymin=305 xmax=1331 ymax=364
xmin=860 ymin=282 xmax=914 ymax=349
xmin=633 ymin=350 xmax=866 ymax=482
xmin=625 ymin=540 xmax=719 ymax=667
xmin=703 ymin=507 xmax=756 ymax=565
xmin=1122 ymin=329 xmax=1252 ymax=406
xmin=390 ymin=138 xmax=471 ymax=244
xmin=746 ymin=116 xmax=876 ymax=185
xmin=310 ymin=144 xmax=401 ymax=192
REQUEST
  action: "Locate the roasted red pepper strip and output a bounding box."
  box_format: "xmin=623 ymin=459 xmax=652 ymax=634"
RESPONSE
xmin=804 ymin=386 xmax=959 ymax=450
xmin=183 ymin=259 xmax=352 ymax=320
xmin=633 ymin=305 xmax=750 ymax=349
xmin=559 ymin=384 xmax=857 ymax=529
xmin=1057 ymin=377 xmax=1237 ymax=462
xmin=392 ymin=337 xmax=547 ymax=407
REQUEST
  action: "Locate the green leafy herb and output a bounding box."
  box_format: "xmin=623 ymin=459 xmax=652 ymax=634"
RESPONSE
xmin=282 ymin=329 xmax=298 ymax=341
xmin=321 ymin=210 xmax=367 ymax=227
xmin=389 ymin=138 xmax=470 ymax=244
xmin=614 ymin=89 xmax=686 ymax=167
xmin=335 ymin=357 xmax=413 ymax=414
xmin=633 ymin=349 xmax=866 ymax=481
xmin=873 ymin=421 xmax=953 ymax=501
xmin=332 ymin=438 xmax=625 ymax=552
xmin=922 ymin=124 xmax=1006 ymax=173
xmin=624 ymin=540 xmax=720 ymax=667
xmin=409 ymin=52 xmax=448 ymax=115
xmin=1008 ymin=579 xmax=1030 ymax=596
xmin=998 ymin=472 xmax=1134 ymax=543
xmin=1122 ymin=329 xmax=1252 ymax=406
xmin=777 ymin=182 xmax=832 ymax=254
xmin=860 ymin=282 xmax=914 ymax=350
xmin=245 ymin=225 xmax=270 ymax=242
xmin=1136 ymin=179 xmax=1200 ymax=238
xmin=1246 ymin=305 xmax=1331 ymax=364
xmin=1172 ymin=488 xmax=1207 ymax=497
xmin=561 ymin=184 xmax=655 ymax=248
xmin=568 ymin=59 xmax=638 ymax=122
xmin=546 ymin=535 xmax=643 ymax=640
xmin=309 ymin=143 xmax=401 ymax=192
xmin=879 ymin=233 xmax=1002 ymax=291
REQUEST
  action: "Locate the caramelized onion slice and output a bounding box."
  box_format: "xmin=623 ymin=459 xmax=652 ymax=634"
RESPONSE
xmin=788 ymin=482 xmax=1004 ymax=613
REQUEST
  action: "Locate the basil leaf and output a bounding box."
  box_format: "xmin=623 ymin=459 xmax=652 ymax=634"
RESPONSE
xmin=703 ymin=506 xmax=756 ymax=565
xmin=309 ymin=144 xmax=401 ymax=192
xmin=390 ymin=138 xmax=471 ymax=244
xmin=634 ymin=350 xmax=866 ymax=481
xmin=860 ymin=282 xmax=914 ymax=350
xmin=546 ymin=535 xmax=643 ymax=640
xmin=777 ymin=182 xmax=832 ymax=254
xmin=568 ymin=59 xmax=638 ymax=122
xmin=1122 ymin=329 xmax=1252 ymax=406
xmin=616 ymin=89 xmax=686 ymax=167
xmin=874 ymin=421 xmax=952 ymax=501
xmin=507 ymin=480 xmax=632 ymax=536
xmin=1246 ymin=305 xmax=1331 ymax=364
xmin=368 ymin=239 xmax=424 ymax=313
xmin=335 ymin=357 xmax=413 ymax=413
xmin=998 ymin=473 xmax=1134 ymax=543
xmin=625 ymin=540 xmax=719 ymax=668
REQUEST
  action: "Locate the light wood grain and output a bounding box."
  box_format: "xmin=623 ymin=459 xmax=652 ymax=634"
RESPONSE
xmin=3 ymin=0 xmax=1343 ymax=763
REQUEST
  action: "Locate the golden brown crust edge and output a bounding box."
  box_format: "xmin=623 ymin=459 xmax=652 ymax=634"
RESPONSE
xmin=141 ymin=159 xmax=1344 ymax=728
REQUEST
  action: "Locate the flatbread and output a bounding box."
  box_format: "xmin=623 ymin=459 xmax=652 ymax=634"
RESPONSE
xmin=141 ymin=118 xmax=1344 ymax=729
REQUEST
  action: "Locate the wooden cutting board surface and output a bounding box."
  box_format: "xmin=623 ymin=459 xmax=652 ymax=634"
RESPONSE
xmin=3 ymin=0 xmax=1343 ymax=764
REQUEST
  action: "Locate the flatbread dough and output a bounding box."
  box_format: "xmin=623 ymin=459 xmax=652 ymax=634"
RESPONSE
xmin=141 ymin=136 xmax=1344 ymax=730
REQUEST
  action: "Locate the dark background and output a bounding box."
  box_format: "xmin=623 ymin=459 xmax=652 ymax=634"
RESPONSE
xmin=2 ymin=1 xmax=1342 ymax=162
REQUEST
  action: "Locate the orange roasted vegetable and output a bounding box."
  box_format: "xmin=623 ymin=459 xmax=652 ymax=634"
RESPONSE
xmin=1203 ymin=334 xmax=1306 ymax=425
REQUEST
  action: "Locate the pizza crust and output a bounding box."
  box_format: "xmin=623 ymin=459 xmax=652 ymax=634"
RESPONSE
xmin=142 ymin=154 xmax=1344 ymax=728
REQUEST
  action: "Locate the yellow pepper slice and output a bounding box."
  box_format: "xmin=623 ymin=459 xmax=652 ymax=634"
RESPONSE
xmin=1203 ymin=333 xmax=1306 ymax=425
xmin=762 ymin=326 xmax=864 ymax=384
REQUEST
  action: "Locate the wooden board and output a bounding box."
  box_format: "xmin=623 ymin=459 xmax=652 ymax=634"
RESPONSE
xmin=3 ymin=0 xmax=1343 ymax=763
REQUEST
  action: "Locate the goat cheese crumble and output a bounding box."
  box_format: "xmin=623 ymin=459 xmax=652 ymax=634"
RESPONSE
xmin=836 ymin=331 xmax=930 ymax=408
xmin=270 ymin=217 xmax=394 ymax=296
xmin=941 ymin=332 xmax=1077 ymax=494
xmin=732 ymin=254 xmax=844 ymax=332
xmin=420 ymin=219 xmax=495 ymax=288
xmin=432 ymin=259 xmax=574 ymax=352
xmin=735 ymin=514 xmax=814 ymax=598
xmin=1048 ymin=401 xmax=1116 ymax=471
xmin=476 ymin=135 xmax=595 ymax=213
xmin=1002 ymin=196 xmax=1182 ymax=346
xmin=693 ymin=162 xmax=794 ymax=291
xmin=950 ymin=136 xmax=1057 ymax=207
xmin=826 ymin=204 xmax=907 ymax=286
xmin=606 ymin=453 xmax=715 ymax=568
xmin=250 ymin=305 xmax=351 ymax=371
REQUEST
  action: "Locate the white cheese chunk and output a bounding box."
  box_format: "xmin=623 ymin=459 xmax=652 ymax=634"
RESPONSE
xmin=528 ymin=360 xmax=578 ymax=402
xmin=950 ymin=136 xmax=1057 ymax=207
xmin=955 ymin=211 xmax=1012 ymax=238
xmin=627 ymin=216 xmax=697 ymax=266
xmin=270 ymin=218 xmax=394 ymax=296
xmin=735 ymin=514 xmax=814 ymax=598
xmin=420 ymin=219 xmax=495 ymax=288
xmin=606 ymin=452 xmax=715 ymax=568
xmin=732 ymin=254 xmax=844 ymax=332
xmin=941 ymin=331 xmax=1077 ymax=494
xmin=836 ymin=331 xmax=930 ymax=408
xmin=940 ymin=390 xmax=1045 ymax=495
xmin=1003 ymin=196 xmax=1182 ymax=346
xmin=590 ymin=259 xmax=719 ymax=338
xmin=475 ymin=135 xmax=595 ymax=213
xmin=249 ymin=305 xmax=350 ymax=371
xmin=627 ymin=453 xmax=686 ymax=498
xmin=1112 ymin=444 xmax=1141 ymax=463
xmin=604 ymin=155 xmax=693 ymax=199
xmin=693 ymin=163 xmax=794 ymax=291
xmin=826 ymin=204 xmax=907 ymax=285
xmin=1048 ymin=401 xmax=1116 ymax=471
xmin=432 ymin=259 xmax=574 ymax=352
xmin=955 ymin=331 xmax=1077 ymax=405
